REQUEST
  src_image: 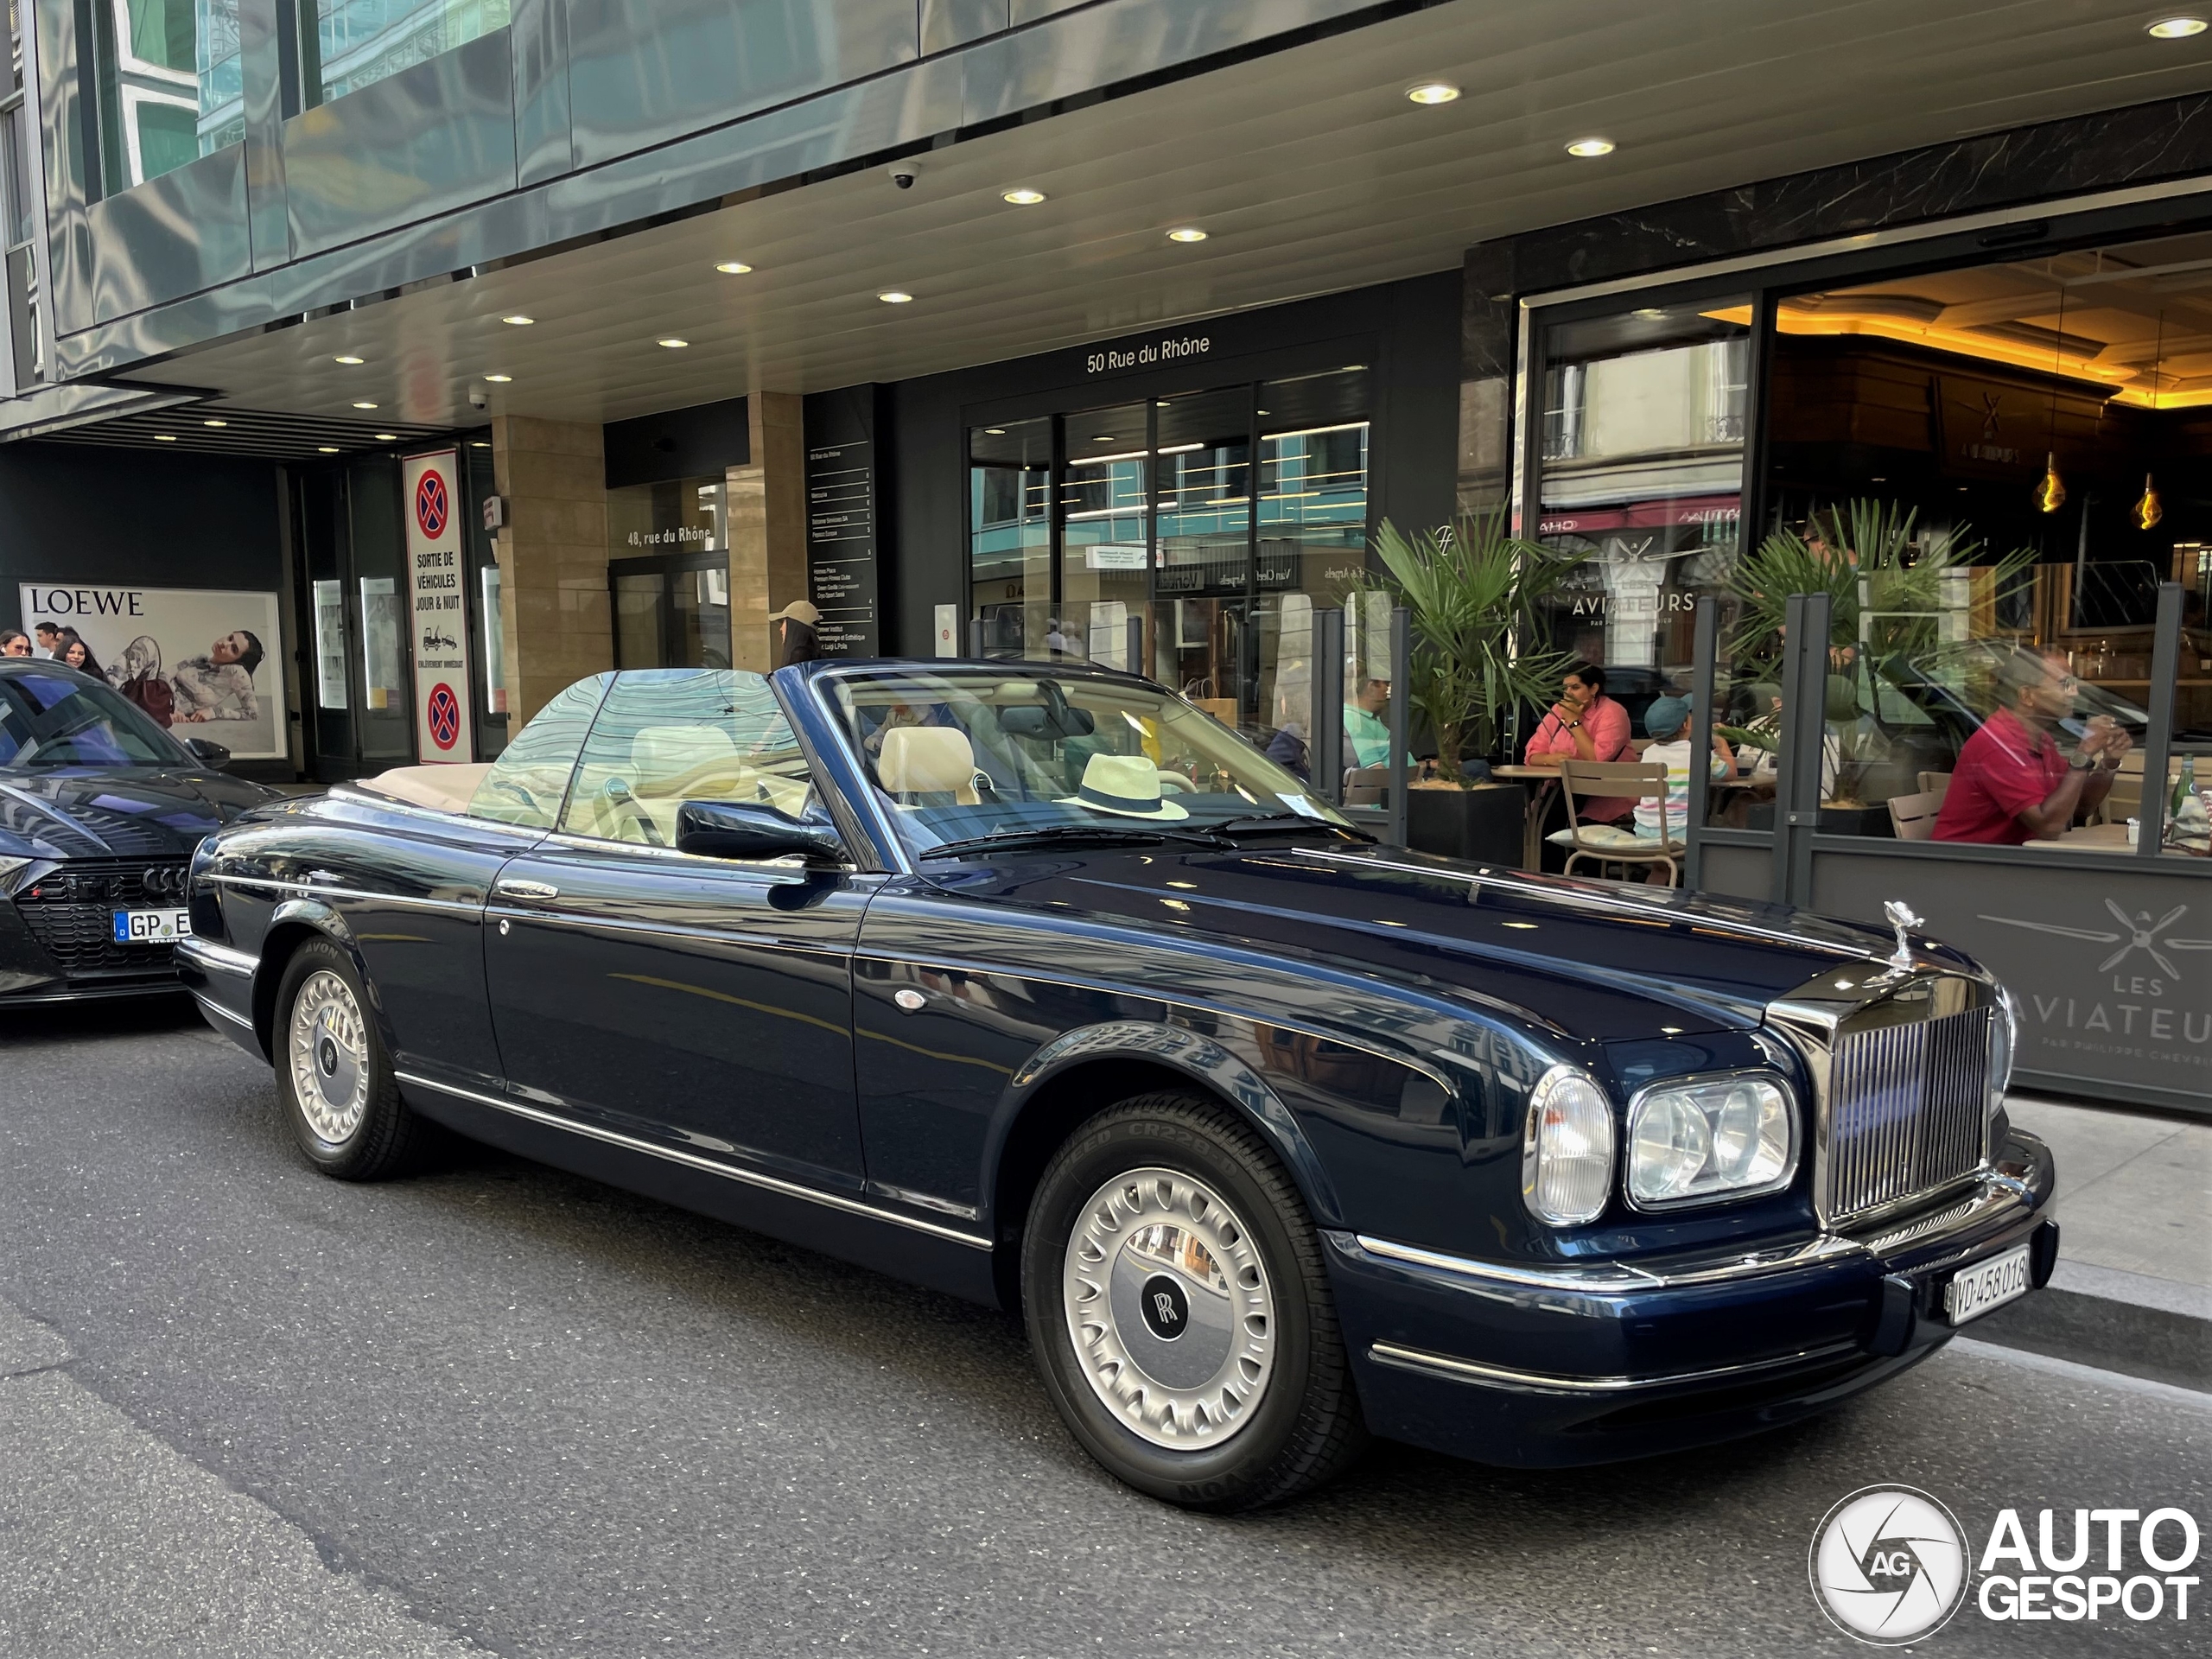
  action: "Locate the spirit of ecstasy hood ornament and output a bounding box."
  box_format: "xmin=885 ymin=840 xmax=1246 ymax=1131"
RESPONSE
xmin=1883 ymin=899 xmax=1923 ymax=972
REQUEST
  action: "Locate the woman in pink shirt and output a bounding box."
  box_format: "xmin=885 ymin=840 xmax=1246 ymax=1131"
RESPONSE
xmin=1524 ymin=664 xmax=1636 ymax=822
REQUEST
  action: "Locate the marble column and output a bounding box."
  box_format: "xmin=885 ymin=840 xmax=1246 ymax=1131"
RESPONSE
xmin=491 ymin=416 xmax=610 ymax=726
xmin=723 ymin=391 xmax=809 ymax=673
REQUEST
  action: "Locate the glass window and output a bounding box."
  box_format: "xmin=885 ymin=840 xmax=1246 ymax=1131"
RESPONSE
xmin=969 ymin=418 xmax=1050 ymax=658
xmin=1058 ymin=403 xmax=1146 ymax=671
xmin=296 ymin=0 xmax=510 ymax=108
xmin=827 ymin=664 xmax=1350 ymax=860
xmin=559 ymin=669 xmax=818 ymax=848
xmin=466 ymin=673 xmax=607 ymax=829
xmin=1749 ymin=230 xmax=2210 ymax=847
xmin=0 ymin=667 xmax=192 ymax=767
xmin=312 ymin=578 xmax=347 ymax=709
xmin=87 ymin=0 xmax=244 ymax=192
xmin=479 ymin=563 xmax=505 ymax=715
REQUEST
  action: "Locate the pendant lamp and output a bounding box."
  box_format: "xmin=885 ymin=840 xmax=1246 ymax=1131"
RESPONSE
xmin=2133 ymin=473 xmax=2164 ymax=530
xmin=2035 ymin=283 xmax=2067 ymax=513
xmin=2033 ymin=453 xmax=2067 ymax=514
xmin=2133 ymin=311 xmax=2165 ymax=531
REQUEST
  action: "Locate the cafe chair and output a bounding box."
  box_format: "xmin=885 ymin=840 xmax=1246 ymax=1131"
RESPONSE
xmin=1887 ymin=790 xmax=1942 ymax=842
xmin=1343 ymin=765 xmax=1391 ymax=807
xmin=1916 ymin=771 xmax=1951 ymax=800
xmin=1548 ymin=760 xmax=1678 ymax=886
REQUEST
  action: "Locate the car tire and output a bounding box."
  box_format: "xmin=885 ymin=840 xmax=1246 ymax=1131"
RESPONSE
xmin=1022 ymin=1091 xmax=1368 ymax=1511
xmin=273 ymin=938 xmax=426 ymax=1181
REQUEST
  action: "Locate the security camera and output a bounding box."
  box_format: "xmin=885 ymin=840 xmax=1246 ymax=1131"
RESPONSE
xmin=888 ymin=161 xmax=919 ymax=190
xmin=467 ymin=385 xmax=489 ymax=410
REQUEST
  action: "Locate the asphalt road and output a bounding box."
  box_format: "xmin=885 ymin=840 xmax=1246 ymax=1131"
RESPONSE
xmin=2 ymin=1000 xmax=2204 ymax=1659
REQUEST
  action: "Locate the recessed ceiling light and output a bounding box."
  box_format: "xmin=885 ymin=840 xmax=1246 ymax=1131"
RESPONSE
xmin=714 ymin=261 xmax=753 ymax=274
xmin=374 ymin=432 xmax=397 ymax=441
xmin=1166 ymin=227 xmax=1208 ymax=243
xmin=657 ymin=337 xmax=690 ymax=348
xmin=1632 ymin=308 xmax=1666 ymax=321
xmin=318 ymin=446 xmax=340 ymax=453
xmin=983 ymin=427 xmax=1006 ymax=435
xmin=1001 ymin=188 xmax=1047 ymax=205
xmin=1566 ymin=137 xmax=1616 ymax=157
xmin=1094 ymin=435 xmax=1117 ymax=442
xmin=501 ymin=315 xmax=535 ymax=325
xmin=878 ymin=290 xmax=913 ymax=303
xmin=483 ymin=373 xmax=512 ymax=383
xmin=1406 ymin=81 xmax=1459 ymax=105
xmin=2147 ymin=16 xmax=2207 ymax=37
xmin=153 ymin=433 xmax=175 ymax=442
xmin=203 ymin=418 xmax=227 ymax=428
xmin=334 ymin=354 xmax=364 ymax=365
xmin=351 ymin=400 xmax=378 ymax=409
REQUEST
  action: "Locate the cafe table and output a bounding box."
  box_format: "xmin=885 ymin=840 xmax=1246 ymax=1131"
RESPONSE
xmin=1488 ymin=765 xmax=1559 ymax=869
xmin=2026 ymin=822 xmax=2210 ymax=856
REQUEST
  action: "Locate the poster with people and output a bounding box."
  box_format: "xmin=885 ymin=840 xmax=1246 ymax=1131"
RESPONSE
xmin=16 ymin=582 xmax=285 ymax=760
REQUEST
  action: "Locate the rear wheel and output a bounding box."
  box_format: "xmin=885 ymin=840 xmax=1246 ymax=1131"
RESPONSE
xmin=273 ymin=938 xmax=426 ymax=1180
xmin=1022 ymin=1092 xmax=1367 ymax=1510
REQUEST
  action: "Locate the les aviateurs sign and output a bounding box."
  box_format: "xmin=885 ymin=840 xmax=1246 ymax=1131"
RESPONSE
xmin=402 ymin=451 xmax=474 ymax=764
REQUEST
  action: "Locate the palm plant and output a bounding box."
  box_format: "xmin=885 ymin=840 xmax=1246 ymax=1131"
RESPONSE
xmin=1726 ymin=499 xmax=2037 ymax=676
xmin=1368 ymin=511 xmax=1580 ymax=784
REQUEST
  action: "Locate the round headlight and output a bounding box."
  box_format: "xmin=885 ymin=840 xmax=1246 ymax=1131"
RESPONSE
xmin=1630 ymin=1091 xmax=1711 ymax=1202
xmin=1626 ymin=1074 xmax=1796 ymax=1209
xmin=1521 ymin=1066 xmax=1615 ymax=1227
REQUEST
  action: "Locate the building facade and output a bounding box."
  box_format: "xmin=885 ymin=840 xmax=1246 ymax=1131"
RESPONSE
xmin=1 ymin=3 xmax=2209 ymax=1098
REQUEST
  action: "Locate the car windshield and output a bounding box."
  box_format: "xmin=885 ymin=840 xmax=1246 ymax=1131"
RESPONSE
xmin=0 ymin=669 xmax=194 ymax=769
xmin=824 ymin=666 xmax=1357 ymax=857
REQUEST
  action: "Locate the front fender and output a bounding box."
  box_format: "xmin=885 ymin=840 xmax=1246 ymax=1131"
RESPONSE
xmin=251 ymin=898 xmax=391 ymax=1058
xmin=990 ymin=1019 xmax=1346 ymax=1229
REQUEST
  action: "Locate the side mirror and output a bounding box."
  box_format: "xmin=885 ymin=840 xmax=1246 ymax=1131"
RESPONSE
xmin=675 ymin=799 xmax=846 ymax=865
xmin=185 ymin=736 xmax=232 ymax=770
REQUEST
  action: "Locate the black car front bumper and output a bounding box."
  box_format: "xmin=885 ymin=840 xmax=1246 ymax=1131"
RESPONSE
xmin=1326 ymin=1129 xmax=2058 ymax=1468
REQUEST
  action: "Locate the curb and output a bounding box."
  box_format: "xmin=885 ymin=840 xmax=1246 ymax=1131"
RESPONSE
xmin=1963 ymin=1266 xmax=2212 ymax=1394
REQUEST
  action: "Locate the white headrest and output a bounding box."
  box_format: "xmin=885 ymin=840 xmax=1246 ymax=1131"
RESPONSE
xmin=879 ymin=726 xmax=976 ymax=795
xmin=630 ymin=725 xmax=737 ymax=791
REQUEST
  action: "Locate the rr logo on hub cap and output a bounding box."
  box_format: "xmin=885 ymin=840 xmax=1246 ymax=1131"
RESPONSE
xmin=1138 ymin=1274 xmax=1188 ymax=1340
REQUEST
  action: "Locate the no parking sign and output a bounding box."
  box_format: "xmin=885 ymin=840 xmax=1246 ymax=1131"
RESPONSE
xmin=403 ymin=450 xmax=475 ymax=764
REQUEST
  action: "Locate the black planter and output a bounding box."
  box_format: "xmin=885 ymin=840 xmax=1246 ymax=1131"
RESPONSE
xmin=1744 ymin=801 xmax=1895 ymax=838
xmin=1407 ymin=782 xmax=1527 ymax=865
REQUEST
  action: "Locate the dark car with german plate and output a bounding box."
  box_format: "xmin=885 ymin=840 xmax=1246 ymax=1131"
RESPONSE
xmin=179 ymin=662 xmax=2056 ymax=1510
xmin=1 ymin=659 xmax=276 ymax=1005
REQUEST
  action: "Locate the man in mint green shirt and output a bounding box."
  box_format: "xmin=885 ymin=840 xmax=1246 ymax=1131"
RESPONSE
xmin=1342 ymin=677 xmax=1406 ymax=770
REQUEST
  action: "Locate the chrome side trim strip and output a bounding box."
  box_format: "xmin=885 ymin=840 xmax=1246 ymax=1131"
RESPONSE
xmin=191 ymin=991 xmax=255 ymax=1032
xmin=391 ymin=1071 xmax=992 ymax=1251
xmin=211 ymin=874 xmax=484 ymax=916
xmin=1368 ymin=1338 xmax=1859 ymax=1396
xmin=1354 ymin=1235 xmax=1662 ymax=1292
xmin=175 ymin=938 xmax=257 ymax=979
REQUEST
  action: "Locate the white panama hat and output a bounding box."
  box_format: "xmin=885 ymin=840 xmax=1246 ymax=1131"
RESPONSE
xmin=1057 ymin=752 xmax=1189 ymax=821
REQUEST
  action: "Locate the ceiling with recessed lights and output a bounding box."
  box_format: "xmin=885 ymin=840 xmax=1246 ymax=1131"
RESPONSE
xmin=100 ymin=0 xmax=2212 ymax=433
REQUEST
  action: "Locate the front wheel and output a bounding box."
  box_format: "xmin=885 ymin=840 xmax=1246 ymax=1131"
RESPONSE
xmin=1022 ymin=1093 xmax=1367 ymax=1510
xmin=273 ymin=938 xmax=427 ymax=1180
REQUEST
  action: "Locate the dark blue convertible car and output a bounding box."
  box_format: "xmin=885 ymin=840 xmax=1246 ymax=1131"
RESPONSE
xmin=180 ymin=663 xmax=2056 ymax=1510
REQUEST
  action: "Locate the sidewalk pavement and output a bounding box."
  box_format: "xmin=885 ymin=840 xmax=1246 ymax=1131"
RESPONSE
xmin=1971 ymin=1094 xmax=2212 ymax=1392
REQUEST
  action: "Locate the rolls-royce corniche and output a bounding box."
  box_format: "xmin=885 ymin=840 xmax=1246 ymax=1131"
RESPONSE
xmin=178 ymin=663 xmax=2056 ymax=1510
xmin=1 ymin=658 xmax=275 ymax=1005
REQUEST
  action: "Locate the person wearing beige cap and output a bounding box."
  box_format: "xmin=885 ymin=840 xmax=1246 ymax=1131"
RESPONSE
xmin=770 ymin=599 xmax=822 ymax=666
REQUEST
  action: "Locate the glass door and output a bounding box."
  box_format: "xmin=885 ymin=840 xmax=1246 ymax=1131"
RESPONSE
xmin=607 ymin=551 xmax=732 ymax=669
xmin=295 ymin=459 xmax=412 ymax=782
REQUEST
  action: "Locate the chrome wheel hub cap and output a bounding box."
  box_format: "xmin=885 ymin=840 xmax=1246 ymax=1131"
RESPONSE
xmin=288 ymin=969 xmax=368 ymax=1145
xmin=1062 ymin=1167 xmax=1275 ymax=1450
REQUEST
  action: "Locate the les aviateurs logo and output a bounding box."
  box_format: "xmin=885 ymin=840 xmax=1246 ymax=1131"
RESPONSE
xmin=1810 ymin=1486 xmax=1971 ymax=1644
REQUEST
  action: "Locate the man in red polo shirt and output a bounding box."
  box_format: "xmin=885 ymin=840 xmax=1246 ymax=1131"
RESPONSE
xmin=1935 ymin=648 xmax=2129 ymax=844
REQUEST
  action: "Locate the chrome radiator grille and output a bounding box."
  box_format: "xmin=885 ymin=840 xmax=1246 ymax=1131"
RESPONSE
xmin=1825 ymin=1006 xmax=1991 ymax=1224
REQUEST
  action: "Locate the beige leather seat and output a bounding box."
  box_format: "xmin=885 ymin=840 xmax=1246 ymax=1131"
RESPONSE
xmin=879 ymin=726 xmax=982 ymax=806
xmin=362 ymin=763 xmax=493 ymax=815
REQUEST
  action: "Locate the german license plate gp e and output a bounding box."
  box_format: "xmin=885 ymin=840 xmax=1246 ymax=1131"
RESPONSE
xmin=112 ymin=908 xmax=192 ymax=944
xmin=1944 ymin=1242 xmax=2032 ymax=1325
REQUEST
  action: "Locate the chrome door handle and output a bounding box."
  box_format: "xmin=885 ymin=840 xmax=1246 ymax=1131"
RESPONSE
xmin=303 ymin=869 xmax=341 ymax=886
xmin=495 ymin=878 xmax=558 ymax=899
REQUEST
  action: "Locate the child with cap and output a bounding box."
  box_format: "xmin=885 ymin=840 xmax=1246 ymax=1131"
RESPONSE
xmin=1633 ymin=695 xmax=1733 ymax=851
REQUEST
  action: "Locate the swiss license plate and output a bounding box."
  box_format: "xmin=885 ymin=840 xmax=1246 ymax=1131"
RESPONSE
xmin=1944 ymin=1242 xmax=2032 ymax=1325
xmin=111 ymin=908 xmax=192 ymax=944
